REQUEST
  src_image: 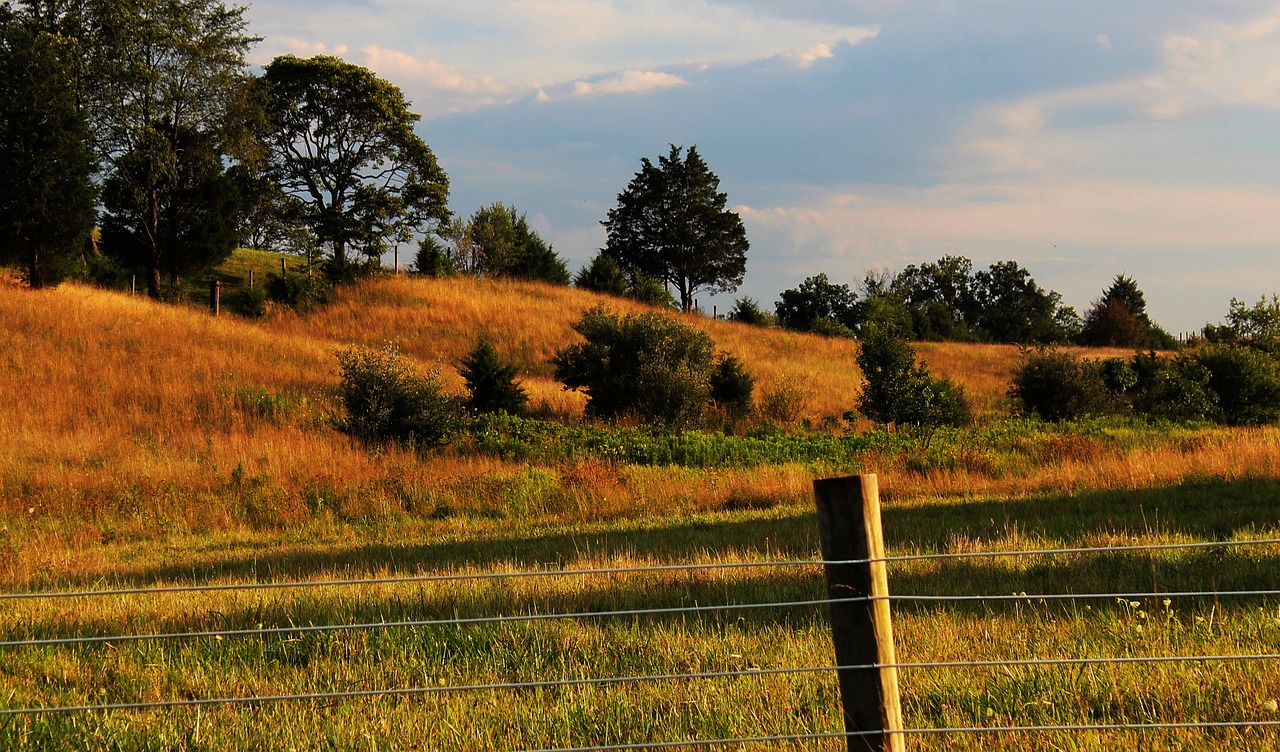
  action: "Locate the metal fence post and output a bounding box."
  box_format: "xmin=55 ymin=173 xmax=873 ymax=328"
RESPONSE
xmin=814 ymin=474 xmax=905 ymax=752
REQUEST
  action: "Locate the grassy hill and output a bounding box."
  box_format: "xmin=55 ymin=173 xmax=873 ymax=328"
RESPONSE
xmin=2 ymin=263 xmax=1279 ymax=749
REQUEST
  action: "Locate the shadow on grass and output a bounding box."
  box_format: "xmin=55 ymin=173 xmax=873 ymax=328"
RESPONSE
xmin=4 ymin=476 xmax=1278 ymax=642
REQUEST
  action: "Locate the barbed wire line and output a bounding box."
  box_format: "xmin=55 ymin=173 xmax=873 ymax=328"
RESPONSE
xmin=0 ymin=596 xmax=860 ymax=651
xmin=0 ymin=560 xmax=833 ymax=603
xmin=852 ymin=720 xmax=1280 ymax=737
xmin=4 ymin=538 xmax=1275 ymax=605
xmin=520 ymin=732 xmax=851 ymax=752
xmin=883 ymin=588 xmax=1280 ymax=604
xmin=881 ymin=537 xmax=1280 ymax=565
xmin=890 ymin=653 xmax=1280 ymax=671
xmin=0 ymin=663 xmax=863 ymax=717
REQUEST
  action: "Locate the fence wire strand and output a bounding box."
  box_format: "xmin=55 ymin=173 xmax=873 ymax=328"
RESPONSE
xmin=3 ymin=537 xmax=1275 ymax=604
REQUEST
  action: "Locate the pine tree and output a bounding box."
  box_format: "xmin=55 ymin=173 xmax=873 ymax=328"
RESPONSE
xmin=1080 ymin=274 xmax=1154 ymax=347
xmin=459 ymin=337 xmax=528 ymax=415
xmin=602 ymin=145 xmax=748 ymax=313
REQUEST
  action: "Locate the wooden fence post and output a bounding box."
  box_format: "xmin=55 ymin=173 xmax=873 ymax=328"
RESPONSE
xmin=210 ymin=279 xmax=221 ymax=316
xmin=813 ymin=474 xmax=905 ymax=752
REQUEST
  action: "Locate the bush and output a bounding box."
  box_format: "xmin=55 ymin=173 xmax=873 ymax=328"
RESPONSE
xmin=727 ymin=297 xmax=772 ymax=327
xmin=854 ymin=330 xmax=972 ymax=429
xmin=337 ymin=344 xmax=461 ymax=449
xmin=1192 ymin=344 xmax=1280 ymax=426
xmin=551 ymin=306 xmax=715 ymax=428
xmin=709 ymin=354 xmax=755 ymax=419
xmin=226 ymin=284 xmax=268 ymax=318
xmin=413 ymin=236 xmax=457 ymax=277
xmin=1008 ymin=349 xmax=1123 ymax=422
xmin=459 ymin=337 xmax=527 ymax=415
xmin=267 ymin=271 xmax=332 ymax=311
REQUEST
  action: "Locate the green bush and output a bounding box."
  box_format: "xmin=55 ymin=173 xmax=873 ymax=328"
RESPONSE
xmin=336 ymin=344 xmax=461 ymax=449
xmin=1192 ymin=344 xmax=1280 ymax=426
xmin=267 ymin=271 xmax=332 ymax=311
xmin=459 ymin=337 xmax=527 ymax=415
xmin=854 ymin=331 xmax=972 ymax=429
xmin=551 ymin=306 xmax=715 ymax=428
xmin=709 ymin=354 xmax=755 ymax=419
xmin=726 ymin=297 xmax=772 ymax=327
xmin=1008 ymin=349 xmax=1123 ymax=422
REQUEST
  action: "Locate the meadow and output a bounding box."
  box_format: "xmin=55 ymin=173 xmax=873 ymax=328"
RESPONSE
xmin=0 ymin=269 xmax=1277 ymax=749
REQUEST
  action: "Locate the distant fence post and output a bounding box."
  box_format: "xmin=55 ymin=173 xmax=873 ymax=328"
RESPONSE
xmin=813 ymin=474 xmax=905 ymax=752
xmin=210 ymin=278 xmax=221 ymax=316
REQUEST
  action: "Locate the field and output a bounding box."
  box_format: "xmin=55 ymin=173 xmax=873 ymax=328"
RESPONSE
xmin=0 ymin=269 xmax=1278 ymax=749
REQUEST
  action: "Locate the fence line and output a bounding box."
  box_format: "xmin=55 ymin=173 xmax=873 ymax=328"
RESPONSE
xmin=3 ymin=475 xmax=1278 ymax=749
xmin=6 ymin=537 xmax=1278 ymax=605
xmin=4 ymin=537 xmax=1275 ymax=604
xmin=0 ymin=596 xmax=859 ymax=651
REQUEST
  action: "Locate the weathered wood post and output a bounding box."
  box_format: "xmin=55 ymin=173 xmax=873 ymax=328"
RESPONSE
xmin=249 ymin=269 xmax=255 ymax=289
xmin=210 ymin=278 xmax=221 ymax=316
xmin=813 ymin=474 xmax=905 ymax=752
xmin=281 ymin=257 xmax=287 ymax=276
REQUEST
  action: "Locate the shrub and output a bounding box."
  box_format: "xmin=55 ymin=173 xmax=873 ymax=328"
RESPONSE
xmin=413 ymin=236 xmax=457 ymax=277
xmin=854 ymin=330 xmax=972 ymax=429
xmin=551 ymin=306 xmax=715 ymax=428
xmin=709 ymin=354 xmax=755 ymax=419
xmin=1008 ymin=349 xmax=1123 ymax=422
xmin=458 ymin=337 xmax=528 ymax=415
xmin=727 ymin=297 xmax=772 ymax=327
xmin=226 ymin=284 xmax=268 ymax=318
xmin=1192 ymin=344 xmax=1280 ymax=426
xmin=267 ymin=271 xmax=332 ymax=311
xmin=758 ymin=383 xmax=811 ymax=424
xmin=337 ymin=344 xmax=461 ymax=449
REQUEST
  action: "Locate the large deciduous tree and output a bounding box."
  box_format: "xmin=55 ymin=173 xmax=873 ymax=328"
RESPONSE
xmin=602 ymin=144 xmax=748 ymax=313
xmin=0 ymin=5 xmax=96 ymax=288
xmin=259 ymin=55 xmax=450 ymax=272
xmin=91 ymin=0 xmax=258 ymax=297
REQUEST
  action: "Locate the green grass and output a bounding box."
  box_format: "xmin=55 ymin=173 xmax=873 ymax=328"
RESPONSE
xmin=0 ymin=478 xmax=1277 ymax=750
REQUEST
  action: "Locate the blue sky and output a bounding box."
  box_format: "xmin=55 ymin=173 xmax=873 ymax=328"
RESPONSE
xmin=244 ymin=0 xmax=1280 ymax=333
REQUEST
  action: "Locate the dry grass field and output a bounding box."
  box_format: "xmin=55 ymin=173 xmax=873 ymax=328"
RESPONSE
xmin=1 ymin=269 xmax=1278 ymax=749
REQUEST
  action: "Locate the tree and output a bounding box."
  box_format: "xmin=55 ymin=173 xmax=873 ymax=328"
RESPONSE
xmin=551 ymin=306 xmax=717 ymax=428
xmin=0 ymin=7 xmax=96 ymax=288
xmin=101 ymin=122 xmax=241 ymax=291
xmin=854 ymin=329 xmax=971 ymax=430
xmin=602 ymin=144 xmax=748 ymax=313
xmin=972 ymin=260 xmax=1075 ymax=344
xmin=90 ymin=0 xmax=259 ymax=297
xmin=774 ymin=273 xmax=858 ymax=337
xmin=466 ymin=203 xmax=569 ymax=284
xmin=573 ymin=252 xmax=628 ymax=296
xmin=890 ymin=255 xmax=979 ymax=341
xmin=1080 ymin=274 xmax=1154 ymax=348
xmin=458 ymin=337 xmax=528 ymax=415
xmin=259 ymin=55 xmax=450 ymax=272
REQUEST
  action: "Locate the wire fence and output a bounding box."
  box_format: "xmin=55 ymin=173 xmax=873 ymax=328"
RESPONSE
xmin=1 ymin=534 xmax=1278 ymax=749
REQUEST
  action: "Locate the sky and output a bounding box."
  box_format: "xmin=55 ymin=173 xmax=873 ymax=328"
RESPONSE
xmin=243 ymin=0 xmax=1280 ymax=334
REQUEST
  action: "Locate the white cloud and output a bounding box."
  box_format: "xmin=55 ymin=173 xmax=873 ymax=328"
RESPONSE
xmin=247 ymin=0 xmax=878 ymax=114
xmin=569 ymin=70 xmax=687 ymax=98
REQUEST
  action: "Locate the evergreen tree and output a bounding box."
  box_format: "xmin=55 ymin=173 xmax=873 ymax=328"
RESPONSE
xmin=458 ymin=337 xmax=528 ymax=415
xmin=602 ymin=145 xmax=748 ymax=313
xmin=0 ymin=7 xmax=96 ymax=288
xmin=1080 ymin=274 xmax=1155 ymax=348
xmin=574 ymin=252 xmax=628 ymax=296
xmin=467 ymin=203 xmax=569 ymax=284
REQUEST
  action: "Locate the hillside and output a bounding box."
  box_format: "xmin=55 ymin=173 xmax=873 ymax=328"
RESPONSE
xmin=4 ymin=270 xmax=1276 ymax=574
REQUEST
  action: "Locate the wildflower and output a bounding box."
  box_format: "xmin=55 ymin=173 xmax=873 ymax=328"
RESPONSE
xmin=1263 ymin=699 xmax=1278 ymax=713
xmin=1162 ymin=598 xmax=1172 ymax=609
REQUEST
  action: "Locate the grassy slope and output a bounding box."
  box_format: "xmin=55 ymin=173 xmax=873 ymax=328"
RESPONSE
xmin=1 ymin=267 xmax=1278 ymax=749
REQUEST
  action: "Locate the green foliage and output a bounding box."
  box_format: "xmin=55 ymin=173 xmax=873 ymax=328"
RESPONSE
xmin=225 ymin=283 xmax=268 ymax=318
xmin=726 ymin=297 xmax=771 ymax=327
xmin=972 ymin=260 xmax=1075 ymax=344
xmin=1080 ymin=275 xmax=1157 ymax=348
xmin=774 ymin=273 xmax=859 ymax=336
xmin=551 ymin=306 xmax=716 ymax=428
xmin=1207 ymin=294 xmax=1280 ymax=351
xmin=889 ymin=255 xmax=979 ymax=341
xmin=413 ymin=235 xmax=457 ymax=277
xmin=459 ymin=337 xmax=528 ymax=415
xmin=266 ymin=271 xmax=332 ymax=311
xmin=1008 ymin=349 xmax=1124 ymax=422
xmin=0 ymin=9 xmax=96 ymax=289
xmin=573 ymin=252 xmax=628 ymax=296
xmin=709 ymin=354 xmax=755 ymax=419
xmin=602 ymin=144 xmax=749 ymax=313
xmin=466 ymin=203 xmax=569 ymax=284
xmin=336 ymin=344 xmax=461 ymax=449
xmin=1191 ymin=344 xmax=1280 ymax=426
xmin=854 ymin=330 xmax=973 ymax=429
xmin=101 ymin=123 xmax=242 ymax=290
xmin=260 ymin=55 xmax=450 ymax=271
